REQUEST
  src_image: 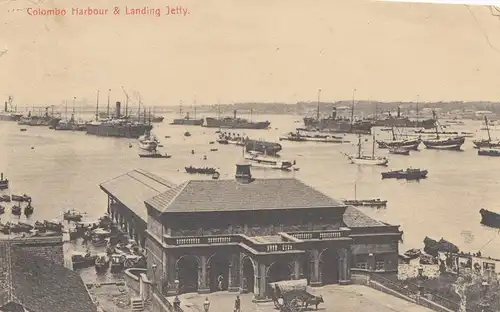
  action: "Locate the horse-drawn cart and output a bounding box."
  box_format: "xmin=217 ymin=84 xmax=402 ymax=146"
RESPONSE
xmin=270 ymin=279 xmax=324 ymax=312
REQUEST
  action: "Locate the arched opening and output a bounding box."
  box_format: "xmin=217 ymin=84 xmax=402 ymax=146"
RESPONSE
xmin=300 ymin=253 xmax=312 ymax=284
xmin=267 ymin=261 xmax=292 ymax=283
xmin=320 ymin=248 xmax=339 ymax=285
xmin=208 ymin=254 xmax=230 ymax=292
xmin=176 ymin=255 xmax=199 ymax=294
xmin=242 ymin=257 xmax=255 ymax=293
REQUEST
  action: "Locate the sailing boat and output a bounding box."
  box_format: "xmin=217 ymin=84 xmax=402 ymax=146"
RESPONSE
xmin=473 ymin=116 xmax=500 ymax=149
xmin=376 ymin=127 xmax=421 ymax=150
xmin=422 ymin=111 xmax=465 ymax=150
xmin=346 ymin=133 xmax=388 ymax=166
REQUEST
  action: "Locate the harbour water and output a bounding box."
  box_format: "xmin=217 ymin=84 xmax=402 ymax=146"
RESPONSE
xmin=1 ymin=114 xmax=499 ymax=266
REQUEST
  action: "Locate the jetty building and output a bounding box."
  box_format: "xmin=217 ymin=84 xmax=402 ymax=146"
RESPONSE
xmin=100 ymin=165 xmax=403 ymax=302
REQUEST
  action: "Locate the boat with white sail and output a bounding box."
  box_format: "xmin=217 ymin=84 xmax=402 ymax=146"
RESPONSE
xmin=344 ymin=134 xmax=388 ymax=166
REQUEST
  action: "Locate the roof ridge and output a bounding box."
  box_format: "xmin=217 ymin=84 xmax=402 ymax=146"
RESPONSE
xmin=135 ymin=169 xmax=176 ymax=187
xmin=99 ymin=170 xmax=132 ymax=185
xmin=159 ymin=181 xmax=191 ymax=213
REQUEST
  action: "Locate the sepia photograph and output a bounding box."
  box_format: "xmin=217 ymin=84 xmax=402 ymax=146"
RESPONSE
xmin=1 ymin=0 xmax=500 ymax=311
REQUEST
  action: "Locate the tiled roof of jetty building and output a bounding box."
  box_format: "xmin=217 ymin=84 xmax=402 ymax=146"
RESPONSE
xmin=342 ymin=206 xmax=388 ymax=228
xmin=145 ymin=178 xmax=345 ymax=213
xmin=100 ymin=169 xmax=177 ymax=221
xmin=4 ymin=248 xmax=98 ymax=312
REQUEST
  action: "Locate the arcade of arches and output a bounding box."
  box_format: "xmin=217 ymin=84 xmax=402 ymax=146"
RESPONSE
xmin=161 ymin=246 xmax=350 ymax=300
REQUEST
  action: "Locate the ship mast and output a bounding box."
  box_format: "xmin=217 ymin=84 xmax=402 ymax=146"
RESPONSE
xmin=107 ymin=89 xmax=111 ymax=118
xmin=416 ymin=95 xmax=420 ymax=128
xmin=357 ymin=133 xmax=362 ymax=159
xmin=433 ymin=111 xmax=440 ymax=139
xmin=350 ymin=89 xmax=356 ymax=131
xmin=316 ymin=89 xmax=321 ymax=121
xmin=121 ymin=86 xmax=129 ymax=118
xmin=485 ymin=116 xmax=491 ymax=142
xmin=372 ymin=132 xmax=376 ymax=159
xmin=95 ymin=90 xmax=100 ymax=121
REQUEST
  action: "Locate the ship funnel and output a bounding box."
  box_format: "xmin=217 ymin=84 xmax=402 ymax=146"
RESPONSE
xmin=233 ymin=110 xmax=237 ymax=119
xmin=397 ymin=106 xmax=401 ymax=118
xmin=1 ymin=173 xmax=3 ymax=180
xmin=235 ymin=163 xmax=253 ymax=184
xmin=4 ymin=102 xmax=7 ymax=112
xmin=332 ymin=107 xmax=337 ymax=119
xmin=115 ymin=102 xmax=121 ymax=118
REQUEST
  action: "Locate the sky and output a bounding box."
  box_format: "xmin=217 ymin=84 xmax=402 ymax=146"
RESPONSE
xmin=2 ymin=0 xmax=500 ymax=106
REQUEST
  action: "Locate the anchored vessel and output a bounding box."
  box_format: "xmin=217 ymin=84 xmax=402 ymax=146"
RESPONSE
xmin=204 ymin=109 xmax=270 ymax=129
xmin=0 ymin=97 xmax=23 ymax=121
xmin=372 ymin=106 xmax=435 ymax=129
xmin=473 ymin=116 xmax=500 ymax=149
xmin=345 ymin=134 xmax=389 ymax=166
xmin=376 ymin=127 xmax=421 ymax=150
xmin=171 ymin=106 xmax=203 ymax=126
xmin=86 ymin=102 xmax=153 ymax=139
xmin=303 ymin=107 xmax=373 ymax=135
xmin=279 ymin=130 xmax=348 ymax=143
xmin=480 ymin=208 xmax=500 ymax=229
xmin=244 ymin=152 xmax=296 ymax=171
xmin=422 ymin=111 xmax=465 ymax=150
xmin=381 ymin=168 xmax=428 ymax=180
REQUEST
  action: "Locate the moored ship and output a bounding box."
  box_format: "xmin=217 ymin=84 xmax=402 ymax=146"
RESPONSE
xmin=171 ymin=105 xmax=203 ymax=125
xmin=421 ymin=111 xmax=465 ymax=150
xmin=480 ymin=208 xmax=500 ymax=229
xmin=473 ymin=116 xmax=500 ymax=149
xmin=372 ymin=106 xmax=435 ymax=129
xmin=376 ymin=127 xmax=421 ymax=150
xmin=0 ymin=97 xmax=23 ymax=121
xmin=86 ymin=102 xmax=153 ymax=139
xmin=303 ymin=107 xmax=372 ymax=135
xmin=204 ymin=110 xmax=270 ymax=129
xmin=279 ymin=130 xmax=348 ymax=143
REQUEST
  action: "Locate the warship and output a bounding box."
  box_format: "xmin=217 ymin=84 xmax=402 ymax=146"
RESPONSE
xmin=86 ymin=102 xmax=153 ymax=138
xmin=0 ymin=97 xmax=23 ymax=121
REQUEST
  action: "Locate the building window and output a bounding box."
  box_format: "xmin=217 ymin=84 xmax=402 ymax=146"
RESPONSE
xmin=375 ymin=260 xmax=385 ymax=271
xmin=356 ymin=262 xmax=368 ymax=270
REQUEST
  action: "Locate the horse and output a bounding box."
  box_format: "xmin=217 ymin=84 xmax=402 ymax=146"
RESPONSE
xmin=303 ymin=295 xmax=324 ymax=310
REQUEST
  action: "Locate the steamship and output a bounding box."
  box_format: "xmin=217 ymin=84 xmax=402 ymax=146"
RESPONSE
xmin=303 ymin=107 xmax=373 ymax=135
xmin=204 ymin=110 xmax=270 ymax=129
xmin=86 ymin=102 xmax=153 ymax=139
xmin=0 ymin=97 xmax=23 ymax=122
xmin=371 ymin=106 xmax=435 ymax=129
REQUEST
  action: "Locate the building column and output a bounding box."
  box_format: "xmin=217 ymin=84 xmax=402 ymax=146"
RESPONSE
xmin=255 ymin=262 xmax=267 ymax=300
xmin=228 ymin=255 xmax=239 ymax=292
xmin=309 ymin=249 xmax=321 ymax=287
xmin=338 ymin=248 xmax=351 ymax=285
xmin=107 ymin=196 xmax=111 ymax=214
xmin=198 ymin=255 xmax=210 ymax=294
xmin=166 ymin=255 xmax=178 ymax=296
xmin=293 ymin=258 xmax=301 ymax=280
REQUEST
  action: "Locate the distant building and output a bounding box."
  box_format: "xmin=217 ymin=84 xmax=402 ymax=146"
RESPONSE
xmin=101 ymin=165 xmax=403 ymax=307
xmin=474 ymin=110 xmax=497 ymax=121
xmin=0 ymin=236 xmax=98 ymax=312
